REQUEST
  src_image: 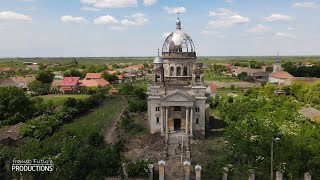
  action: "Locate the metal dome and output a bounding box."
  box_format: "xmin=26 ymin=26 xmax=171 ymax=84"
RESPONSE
xmin=162 ymin=18 xmax=195 ymax=53
xmin=153 ymin=49 xmax=163 ymax=64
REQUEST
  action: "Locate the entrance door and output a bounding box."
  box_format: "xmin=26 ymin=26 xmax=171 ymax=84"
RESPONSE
xmin=174 ymin=119 xmax=181 ymax=131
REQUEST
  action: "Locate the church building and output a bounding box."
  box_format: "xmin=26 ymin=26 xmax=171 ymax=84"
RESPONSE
xmin=147 ymin=18 xmax=209 ymax=140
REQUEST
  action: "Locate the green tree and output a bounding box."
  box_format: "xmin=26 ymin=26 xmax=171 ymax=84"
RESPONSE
xmin=28 ymin=80 xmax=50 ymax=95
xmin=102 ymin=72 xmax=119 ymax=83
xmin=0 ymin=86 xmax=34 ymax=122
xmin=36 ymin=70 xmax=54 ymax=83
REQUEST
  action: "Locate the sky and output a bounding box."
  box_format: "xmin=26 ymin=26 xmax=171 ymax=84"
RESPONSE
xmin=0 ymin=0 xmax=320 ymax=57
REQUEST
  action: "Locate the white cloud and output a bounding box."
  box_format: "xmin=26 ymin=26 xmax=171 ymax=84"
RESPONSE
xmin=264 ymin=14 xmax=292 ymax=22
xmin=81 ymin=7 xmax=101 ymax=11
xmin=94 ymin=15 xmax=119 ymax=25
xmin=208 ymin=15 xmax=250 ymax=29
xmin=163 ymin=32 xmax=172 ymax=38
xmin=225 ymin=0 xmax=233 ymax=3
xmin=0 ymin=11 xmax=32 ymax=22
xmin=275 ymin=32 xmax=296 ymax=38
xmin=209 ymin=8 xmax=236 ymax=17
xmin=60 ymin=15 xmax=88 ymax=24
xmin=80 ymin=0 xmax=138 ymax=8
xmin=292 ymin=2 xmax=318 ymax=8
xmin=207 ymin=8 xmax=250 ymax=29
xmin=121 ymin=13 xmax=148 ymax=26
xmin=163 ymin=6 xmax=187 ymax=14
xmin=247 ymin=24 xmax=272 ymax=35
xmin=200 ymin=30 xmax=226 ymax=38
xmin=144 ymin=0 xmax=157 ymax=6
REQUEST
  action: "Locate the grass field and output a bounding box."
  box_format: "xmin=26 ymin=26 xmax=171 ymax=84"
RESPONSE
xmin=37 ymin=94 xmax=90 ymax=106
xmin=204 ymin=74 xmax=239 ymax=82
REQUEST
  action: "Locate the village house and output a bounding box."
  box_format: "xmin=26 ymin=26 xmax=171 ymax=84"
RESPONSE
xmin=206 ymin=83 xmax=217 ymax=98
xmin=231 ymin=67 xmax=265 ymax=76
xmin=53 ymin=71 xmax=64 ymax=80
xmin=85 ymin=73 xmax=103 ymax=80
xmin=10 ymin=75 xmax=36 ymax=89
xmin=79 ymin=79 xmax=110 ymax=87
xmin=60 ymin=77 xmax=80 ymax=93
xmin=116 ymin=75 xmax=124 ymax=83
xmin=252 ymin=72 xmax=269 ymax=83
xmin=51 ymin=79 xmax=62 ymax=92
xmin=0 ymin=78 xmax=19 ymax=87
xmin=0 ymin=67 xmax=16 ymax=74
xmin=299 ymin=107 xmax=320 ymax=123
xmin=25 ymin=64 xmax=40 ymax=71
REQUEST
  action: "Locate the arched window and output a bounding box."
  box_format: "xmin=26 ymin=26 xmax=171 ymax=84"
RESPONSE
xmin=196 ymin=118 xmax=199 ymax=124
xmin=176 ymin=67 xmax=181 ymax=76
xmin=156 ymin=117 xmax=160 ymax=123
xmin=183 ymin=67 xmax=188 ymax=76
xmin=170 ymin=66 xmax=174 ymax=76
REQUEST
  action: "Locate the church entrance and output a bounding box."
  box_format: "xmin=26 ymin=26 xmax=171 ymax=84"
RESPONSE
xmin=174 ymin=119 xmax=181 ymax=131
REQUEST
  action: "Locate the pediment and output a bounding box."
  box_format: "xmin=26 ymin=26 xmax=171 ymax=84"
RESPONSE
xmin=161 ymin=89 xmax=194 ymax=102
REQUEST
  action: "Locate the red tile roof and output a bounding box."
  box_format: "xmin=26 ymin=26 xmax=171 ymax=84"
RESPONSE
xmin=117 ymin=75 xmax=124 ymax=80
xmin=269 ymin=71 xmax=294 ymax=79
xmin=209 ymin=83 xmax=217 ymax=93
xmin=60 ymin=77 xmax=80 ymax=86
xmin=107 ymin=65 xmax=113 ymax=70
xmin=0 ymin=67 xmax=15 ymax=71
xmin=85 ymin=73 xmax=102 ymax=79
xmin=110 ymin=89 xmax=119 ymax=94
xmin=79 ymin=79 xmax=110 ymax=87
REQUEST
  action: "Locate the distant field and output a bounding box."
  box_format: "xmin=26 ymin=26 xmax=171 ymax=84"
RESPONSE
xmin=1 ymin=56 xmax=320 ymax=66
xmin=37 ymin=94 xmax=90 ymax=106
xmin=204 ymin=74 xmax=239 ymax=82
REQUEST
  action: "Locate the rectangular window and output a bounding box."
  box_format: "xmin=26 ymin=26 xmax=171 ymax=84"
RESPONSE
xmin=174 ymin=106 xmax=181 ymax=111
xmin=196 ymin=108 xmax=200 ymax=113
xmin=155 ymin=107 xmax=160 ymax=111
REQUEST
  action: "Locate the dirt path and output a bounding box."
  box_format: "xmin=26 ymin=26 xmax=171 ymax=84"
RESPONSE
xmin=103 ymin=105 xmax=127 ymax=145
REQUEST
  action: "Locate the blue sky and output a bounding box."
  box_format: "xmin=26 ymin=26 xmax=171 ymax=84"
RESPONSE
xmin=0 ymin=0 xmax=319 ymax=57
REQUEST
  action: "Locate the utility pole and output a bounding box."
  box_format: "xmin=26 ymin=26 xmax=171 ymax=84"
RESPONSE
xmin=271 ymin=137 xmax=280 ymax=180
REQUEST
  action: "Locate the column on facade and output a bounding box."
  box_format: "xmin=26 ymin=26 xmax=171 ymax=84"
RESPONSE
xmin=190 ymin=107 xmax=193 ymax=136
xmin=185 ymin=107 xmax=189 ymax=134
xmin=165 ymin=106 xmax=169 ymax=141
xmin=161 ymin=106 xmax=164 ymax=135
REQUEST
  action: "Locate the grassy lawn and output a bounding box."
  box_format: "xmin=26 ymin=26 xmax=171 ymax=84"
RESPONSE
xmin=204 ymin=74 xmax=239 ymax=82
xmin=38 ymin=94 xmax=90 ymax=106
xmin=61 ymin=96 xmax=127 ymax=139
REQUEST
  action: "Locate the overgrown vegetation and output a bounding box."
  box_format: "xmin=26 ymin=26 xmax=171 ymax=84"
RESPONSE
xmin=210 ymin=83 xmax=320 ymax=179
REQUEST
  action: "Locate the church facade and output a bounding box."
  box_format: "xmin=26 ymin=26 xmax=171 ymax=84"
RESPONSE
xmin=147 ymin=18 xmax=209 ymax=140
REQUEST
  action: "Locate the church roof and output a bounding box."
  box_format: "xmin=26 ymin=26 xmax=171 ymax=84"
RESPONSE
xmin=269 ymin=71 xmax=294 ymax=79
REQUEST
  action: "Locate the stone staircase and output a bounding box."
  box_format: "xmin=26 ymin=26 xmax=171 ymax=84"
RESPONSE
xmin=167 ymin=132 xmax=189 ymax=159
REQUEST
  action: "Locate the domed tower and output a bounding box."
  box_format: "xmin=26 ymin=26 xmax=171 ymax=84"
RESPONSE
xmin=153 ymin=49 xmax=164 ymax=84
xmin=162 ymin=18 xmax=197 ymax=86
xmin=273 ymin=53 xmax=283 ymax=72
